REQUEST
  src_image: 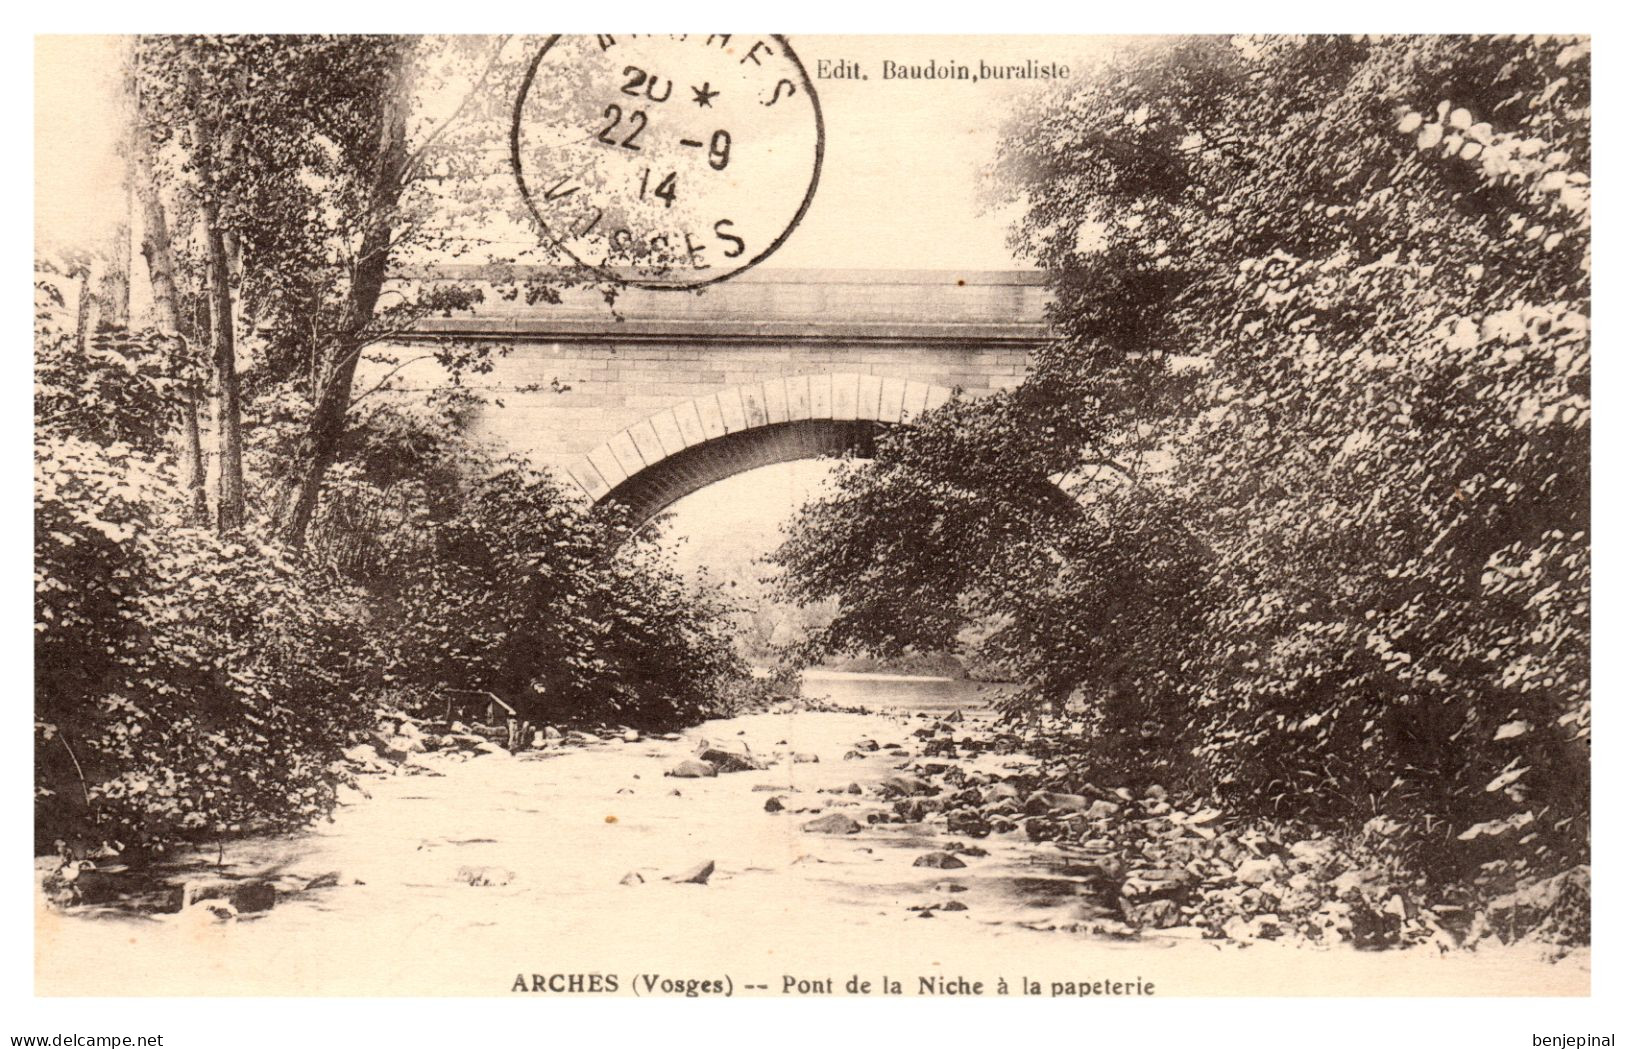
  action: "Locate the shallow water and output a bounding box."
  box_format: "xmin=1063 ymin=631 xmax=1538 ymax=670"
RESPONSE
xmin=800 ymin=669 xmax=1005 ymax=714
xmin=35 ymin=693 xmax=1587 ymax=997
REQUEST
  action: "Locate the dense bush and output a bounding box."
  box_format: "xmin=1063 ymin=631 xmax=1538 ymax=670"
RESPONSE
xmin=775 ymin=35 xmax=1589 ymax=875
xmin=36 ymin=293 xmax=751 ymax=858
xmin=370 ymin=455 xmax=747 ymax=729
xmin=36 ymin=315 xmax=375 ymax=855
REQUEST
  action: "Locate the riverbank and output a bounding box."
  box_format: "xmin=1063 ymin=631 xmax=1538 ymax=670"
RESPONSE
xmin=36 ymin=702 xmax=1587 ymax=996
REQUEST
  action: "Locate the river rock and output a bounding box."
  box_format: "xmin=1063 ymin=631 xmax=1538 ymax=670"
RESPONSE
xmin=619 ymin=872 xmax=645 ymax=886
xmin=472 ymin=740 xmax=510 ymax=759
xmin=342 ymin=743 xmax=391 ymax=772
xmin=697 ymin=739 xmax=766 ymax=773
xmin=1124 ymin=898 xmax=1183 ymax=928
xmin=669 ymin=759 xmax=717 ymax=778
xmin=1024 ymin=790 xmax=1093 ymax=816
xmin=178 ymin=878 xmax=276 ymax=914
xmin=1486 ymin=865 xmax=1590 ymax=944
xmin=764 ymin=796 xmax=786 ymax=813
xmin=668 ymin=860 xmax=716 ymax=885
xmin=843 ymin=750 xmax=867 ymax=760
xmin=877 ymin=773 xmax=934 ymax=798
xmin=791 ymin=752 xmax=820 ymax=764
xmin=894 ymin=798 xmax=945 ymax=822
xmin=852 ymin=739 xmax=880 ymax=752
xmin=912 ymin=851 xmax=967 ymax=869
xmin=178 ymin=899 xmax=238 ymax=924
xmin=381 ymin=736 xmax=425 ymax=762
xmin=455 ymin=865 xmax=515 ymax=887
xmin=1122 ymin=868 xmax=1193 ymax=901
xmin=945 ymin=811 xmax=992 ymax=838
xmin=803 ymin=814 xmax=863 ymax=835
xmin=1287 ymin=838 xmax=1338 ymax=868
xmin=1234 ymin=855 xmax=1286 ymax=886
xmin=986 ymin=782 xmax=1022 ymax=802
xmin=1222 ymin=914 xmax=1282 ymax=942
xmin=622 ymin=729 xmax=640 ymax=743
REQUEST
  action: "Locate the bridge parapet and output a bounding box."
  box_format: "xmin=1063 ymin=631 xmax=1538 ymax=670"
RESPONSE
xmin=398 ymin=266 xmax=1051 ymax=344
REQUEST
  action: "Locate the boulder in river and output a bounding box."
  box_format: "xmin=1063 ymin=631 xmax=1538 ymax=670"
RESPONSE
xmin=342 ymin=743 xmax=391 ymax=772
xmin=1287 ymin=837 xmax=1338 ymax=869
xmin=877 ymin=773 xmax=935 ymax=798
xmin=1121 ymin=868 xmax=1193 ymax=901
xmin=764 ymin=796 xmax=787 ymax=813
xmin=1234 ymin=855 xmax=1287 ymax=886
xmin=455 ymin=865 xmax=515 ymax=887
xmin=668 ymin=759 xmax=717 ymax=778
xmin=945 ymin=811 xmax=992 ymax=838
xmin=619 ymin=872 xmax=645 ymax=886
xmin=912 ymin=851 xmax=967 ymax=869
xmin=1024 ymin=790 xmax=1093 ymax=816
xmin=803 ymin=814 xmax=863 ymax=835
xmin=696 ymin=738 xmax=767 ymax=773
xmin=1486 ymin=865 xmax=1590 ymax=944
xmin=667 ymin=861 xmax=716 ymax=885
xmin=894 ymin=798 xmax=945 ymax=822
xmin=853 ymin=739 xmax=881 ymax=752
xmin=178 ymin=878 xmax=276 ymax=914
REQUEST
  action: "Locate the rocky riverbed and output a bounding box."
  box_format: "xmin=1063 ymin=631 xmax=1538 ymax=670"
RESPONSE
xmin=35 ymin=703 xmax=1588 ymax=996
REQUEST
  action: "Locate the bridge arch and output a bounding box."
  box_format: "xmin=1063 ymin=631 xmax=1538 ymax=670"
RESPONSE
xmin=565 ymin=372 xmax=955 ymax=525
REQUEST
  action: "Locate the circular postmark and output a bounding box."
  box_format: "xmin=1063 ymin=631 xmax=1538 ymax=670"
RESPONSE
xmin=510 ymin=34 xmax=825 ymax=290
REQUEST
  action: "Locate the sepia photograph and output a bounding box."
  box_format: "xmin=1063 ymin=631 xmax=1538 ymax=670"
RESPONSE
xmin=25 ymin=24 xmax=1594 ymax=1018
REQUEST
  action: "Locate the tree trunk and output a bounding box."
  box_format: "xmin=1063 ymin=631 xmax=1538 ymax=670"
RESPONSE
xmin=72 ymin=266 xmax=93 ymax=353
xmin=190 ymin=108 xmax=247 ymax=536
xmin=281 ymin=58 xmax=410 ymax=548
xmin=133 ymin=124 xmax=209 ymax=527
xmin=88 ymin=39 xmax=135 ymax=332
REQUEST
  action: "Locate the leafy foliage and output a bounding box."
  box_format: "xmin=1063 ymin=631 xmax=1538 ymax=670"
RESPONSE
xmin=313 ymin=399 xmax=748 ymax=728
xmin=775 ymin=35 xmax=1589 ymax=874
xmin=36 ymin=274 xmax=749 ymax=858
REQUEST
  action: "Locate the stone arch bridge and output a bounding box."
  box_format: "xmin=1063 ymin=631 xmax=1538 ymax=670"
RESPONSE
xmin=395 ymin=268 xmax=1049 ymax=523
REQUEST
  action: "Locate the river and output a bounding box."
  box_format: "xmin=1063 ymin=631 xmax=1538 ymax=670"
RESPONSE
xmin=35 ymin=673 xmax=1585 ymax=997
xmin=800 ymin=669 xmax=1005 ymax=714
